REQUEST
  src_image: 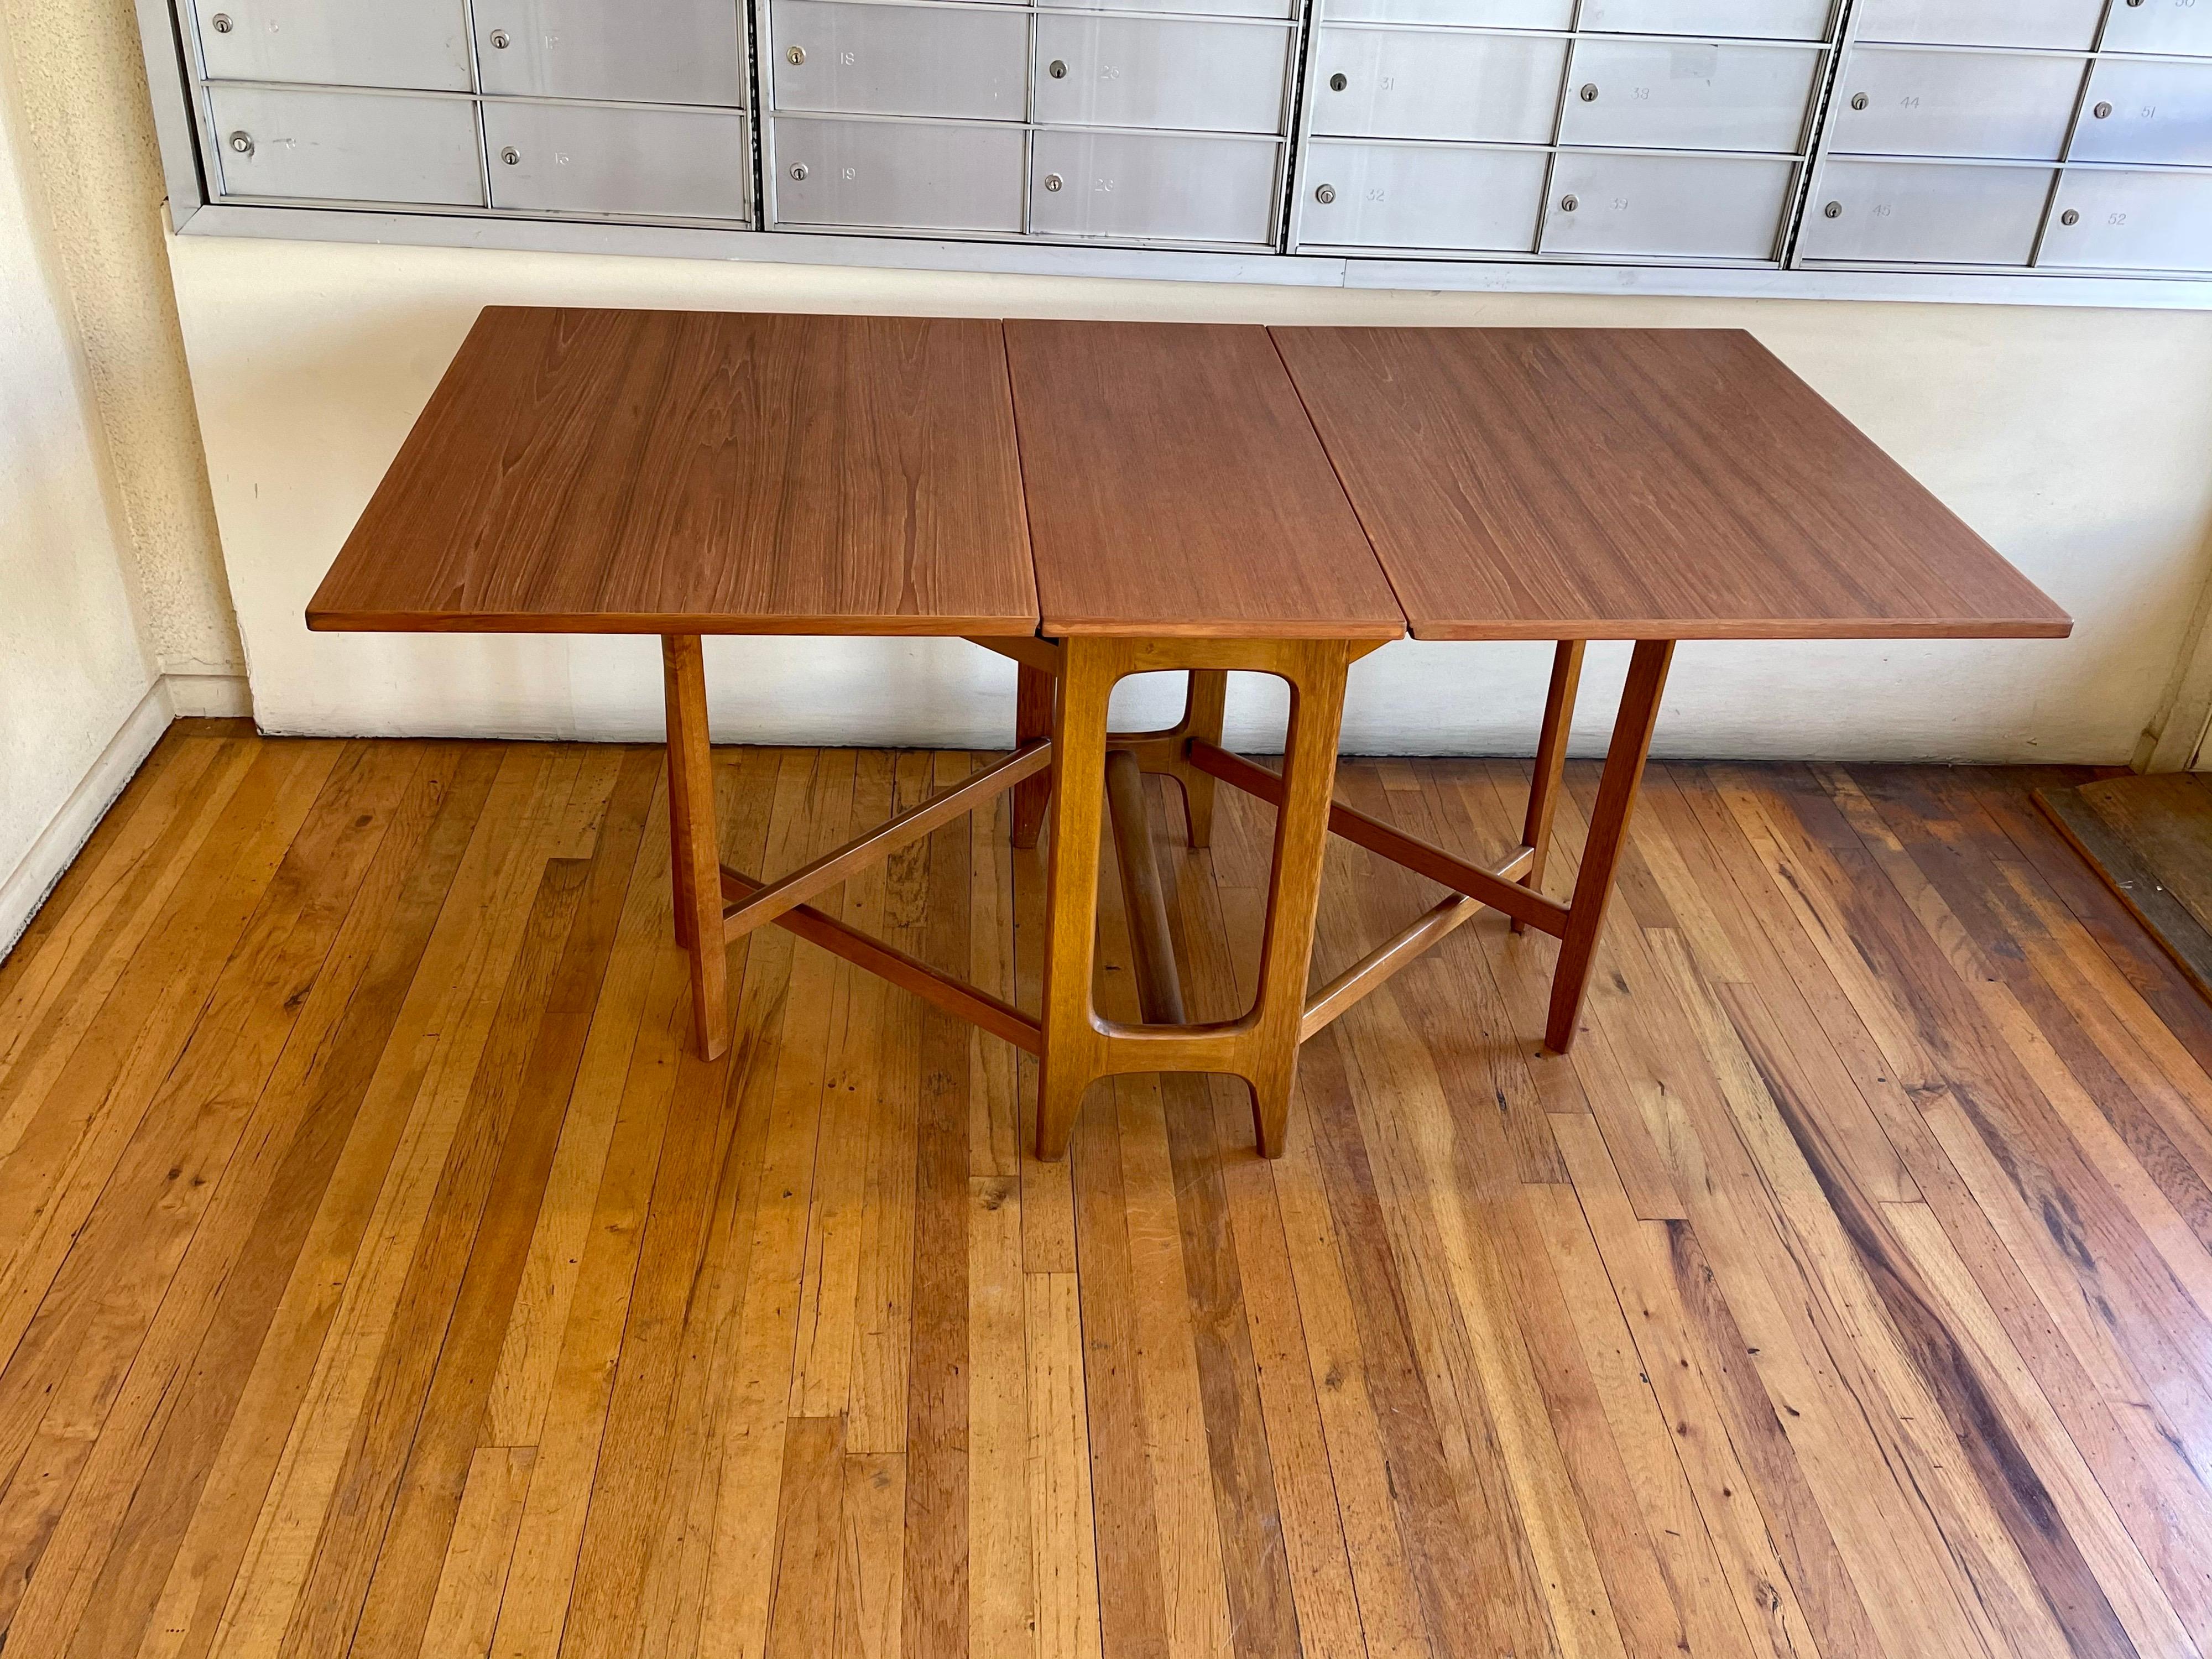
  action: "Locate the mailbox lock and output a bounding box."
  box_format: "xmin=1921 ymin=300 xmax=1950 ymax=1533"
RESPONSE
xmin=227 ymin=130 xmax=253 ymax=156
xmin=2060 ymin=207 xmax=2081 ymax=225
xmin=1329 ymin=72 xmax=1347 ymax=91
xmin=1048 ymin=59 xmax=1067 ymax=78
xmin=1578 ymin=84 xmax=1599 ymax=102
xmin=1559 ymin=194 xmax=1579 ymax=212
xmin=1313 ymin=182 xmax=1336 ymax=204
xmin=489 ymin=27 xmax=510 ymax=48
xmin=1044 ymin=173 xmax=1063 ymax=191
xmin=1850 ymin=92 xmax=1869 ymax=110
xmin=789 ymin=163 xmax=808 ymax=180
xmin=1823 ymin=200 xmax=1842 ymax=218
xmin=2093 ymin=101 xmax=2113 ymax=118
xmin=210 ymin=12 xmax=233 ymax=32
xmin=500 ymin=146 xmax=521 ymax=165
xmin=787 ymin=45 xmax=805 ymax=64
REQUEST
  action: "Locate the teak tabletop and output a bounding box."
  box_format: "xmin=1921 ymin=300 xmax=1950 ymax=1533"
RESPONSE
xmin=1269 ymin=326 xmax=2074 ymax=643
xmin=306 ymin=308 xmax=1039 ymax=638
xmin=304 ymin=305 xmax=2075 ymax=1152
xmin=1003 ymin=321 xmax=1405 ymax=641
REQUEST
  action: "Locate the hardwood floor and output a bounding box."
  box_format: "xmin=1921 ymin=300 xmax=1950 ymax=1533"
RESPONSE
xmin=4 ymin=722 xmax=2212 ymax=1659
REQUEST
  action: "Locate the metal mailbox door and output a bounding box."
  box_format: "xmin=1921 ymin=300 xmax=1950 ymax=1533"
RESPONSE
xmin=207 ymin=84 xmax=483 ymax=204
xmin=1556 ymin=38 xmax=1819 ymax=152
xmin=2099 ymin=0 xmax=2212 ymax=57
xmin=1029 ymin=128 xmax=1279 ymax=243
xmin=1322 ymin=0 xmax=1573 ymax=23
xmin=1798 ymin=158 xmax=2053 ymax=262
xmin=1295 ymin=139 xmax=1548 ymax=249
xmin=1076 ymin=0 xmax=1293 ymax=20
xmin=1828 ymin=46 xmax=2089 ymax=159
xmin=2038 ymin=168 xmax=2212 ymax=269
xmin=2070 ymin=58 xmax=2212 ymax=167
xmin=1849 ymin=0 xmax=2106 ymax=50
xmin=1031 ymin=15 xmax=1291 ymax=135
xmin=485 ymin=103 xmax=751 ymax=219
xmin=770 ymin=0 xmax=1028 ymax=122
xmin=768 ymin=114 xmax=1027 ymax=231
xmin=1574 ymin=0 xmax=1834 ymax=39
xmin=1308 ymin=26 xmax=1569 ymax=142
xmin=189 ymin=0 xmax=472 ymax=91
xmin=1538 ymin=150 xmax=1793 ymax=258
xmin=475 ymin=0 xmax=747 ymax=106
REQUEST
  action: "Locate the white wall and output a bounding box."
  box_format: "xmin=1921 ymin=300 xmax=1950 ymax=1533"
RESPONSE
xmin=0 ymin=17 xmax=166 ymax=951
xmin=168 ymin=232 xmax=2212 ymax=764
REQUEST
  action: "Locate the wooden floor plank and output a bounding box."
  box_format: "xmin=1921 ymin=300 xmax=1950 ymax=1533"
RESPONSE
xmin=3 ymin=742 xmax=2209 ymax=1659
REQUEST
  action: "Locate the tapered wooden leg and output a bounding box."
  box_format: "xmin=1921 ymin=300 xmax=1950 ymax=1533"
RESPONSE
xmin=1105 ymin=748 xmax=1187 ymax=1025
xmin=1515 ymin=639 xmax=1585 ymax=934
xmin=1172 ymin=669 xmax=1229 ymax=848
xmin=1244 ymin=645 xmax=1353 ymax=1157
xmin=662 ymin=634 xmax=729 ymax=1060
xmin=1035 ymin=641 xmax=1114 ymax=1160
xmin=1543 ymin=639 xmax=1673 ymax=1054
xmin=1012 ymin=662 xmax=1055 ymax=850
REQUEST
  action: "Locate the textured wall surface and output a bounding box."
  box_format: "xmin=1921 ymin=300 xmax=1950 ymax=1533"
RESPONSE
xmin=2 ymin=0 xmax=241 ymax=686
xmin=0 ymin=15 xmax=162 ymax=930
xmin=168 ymin=231 xmax=2212 ymax=764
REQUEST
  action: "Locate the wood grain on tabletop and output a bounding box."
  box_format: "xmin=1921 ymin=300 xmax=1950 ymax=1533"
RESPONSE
xmin=306 ymin=307 xmax=1039 ymax=637
xmin=1270 ymin=325 xmax=2074 ymax=642
xmin=1002 ymin=320 xmax=1406 ymax=640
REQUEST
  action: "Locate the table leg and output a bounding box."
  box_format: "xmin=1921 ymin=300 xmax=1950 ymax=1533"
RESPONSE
xmin=661 ymin=634 xmax=729 ymax=1060
xmin=1244 ymin=645 xmax=1352 ymax=1156
xmin=1012 ymin=661 xmax=1055 ymax=850
xmin=1172 ymin=669 xmax=1229 ymax=848
xmin=1543 ymin=639 xmax=1674 ymax=1054
xmin=1514 ymin=639 xmax=1585 ymax=934
xmin=1036 ymin=639 xmax=1114 ymax=1159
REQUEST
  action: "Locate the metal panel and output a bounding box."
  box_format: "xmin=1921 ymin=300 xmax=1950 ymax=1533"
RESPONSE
xmin=1077 ymin=0 xmax=1293 ymax=20
xmin=207 ymin=84 xmax=483 ymax=204
xmin=188 ymin=0 xmax=472 ymax=91
xmin=1308 ymin=26 xmax=1569 ymax=142
xmin=2099 ymin=0 xmax=2212 ymax=57
xmin=476 ymin=0 xmax=747 ymax=106
xmin=770 ymin=1 xmax=1027 ymax=121
xmin=1030 ymin=128 xmax=1277 ymax=242
xmin=2039 ymin=168 xmax=2212 ymax=268
xmin=1538 ymin=150 xmax=1793 ymax=257
xmin=1828 ymin=46 xmax=2089 ymax=159
xmin=1849 ymin=0 xmax=2105 ymax=50
xmin=1798 ymin=158 xmax=2052 ymax=262
xmin=1556 ymin=38 xmax=1819 ymax=152
xmin=2070 ymin=57 xmax=2212 ymax=166
xmin=1575 ymin=0 xmax=1834 ymax=39
xmin=485 ymin=102 xmax=750 ymax=220
xmin=1321 ymin=0 xmax=1573 ymax=23
xmin=1032 ymin=15 xmax=1291 ymax=135
xmin=1294 ymin=138 xmax=1547 ymax=249
xmin=769 ymin=115 xmax=1026 ymax=230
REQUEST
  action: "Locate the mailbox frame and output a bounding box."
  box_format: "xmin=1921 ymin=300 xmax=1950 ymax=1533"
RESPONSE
xmin=134 ymin=0 xmax=2212 ymax=304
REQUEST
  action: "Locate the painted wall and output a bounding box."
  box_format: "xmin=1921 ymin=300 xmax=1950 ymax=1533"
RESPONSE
xmin=2 ymin=0 xmax=244 ymax=710
xmin=0 ymin=16 xmax=164 ymax=945
xmin=168 ymin=231 xmax=2212 ymax=763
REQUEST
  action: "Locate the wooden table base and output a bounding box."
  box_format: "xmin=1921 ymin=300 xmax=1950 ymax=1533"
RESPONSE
xmin=660 ymin=632 xmax=1675 ymax=1162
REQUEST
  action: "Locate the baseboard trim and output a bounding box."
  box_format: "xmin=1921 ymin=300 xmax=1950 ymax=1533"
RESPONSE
xmin=164 ymin=671 xmax=252 ymax=718
xmin=0 ymin=679 xmax=176 ymax=959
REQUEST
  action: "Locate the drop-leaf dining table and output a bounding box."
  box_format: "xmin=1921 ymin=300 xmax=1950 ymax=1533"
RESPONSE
xmin=307 ymin=309 xmax=2070 ymax=1161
